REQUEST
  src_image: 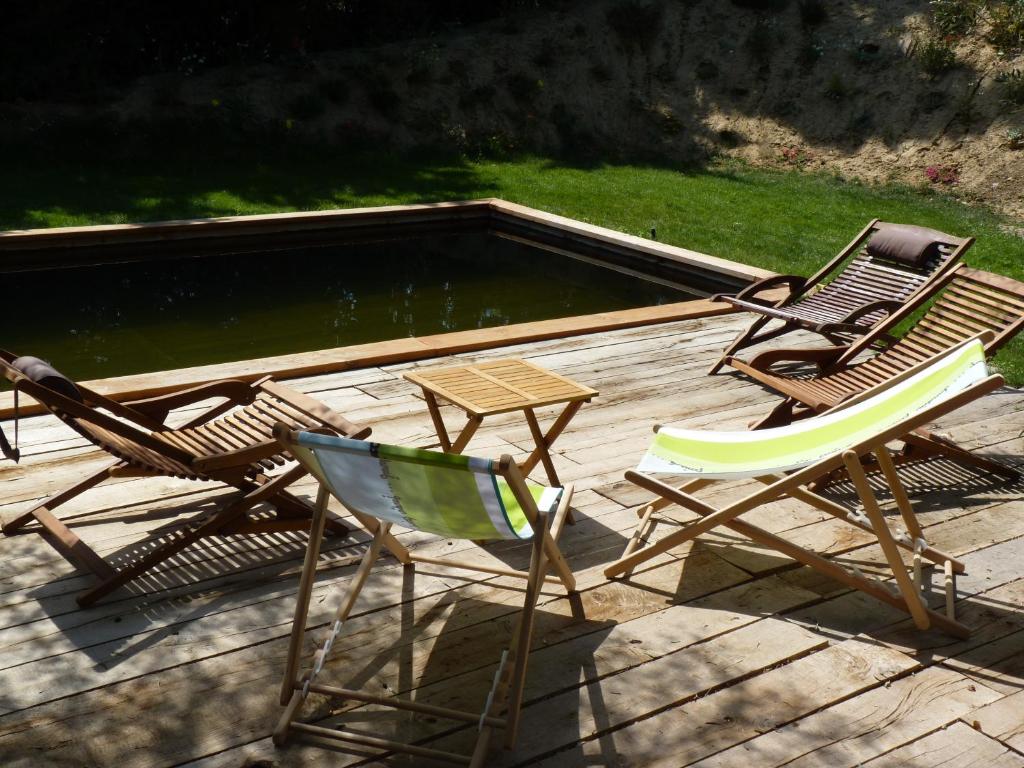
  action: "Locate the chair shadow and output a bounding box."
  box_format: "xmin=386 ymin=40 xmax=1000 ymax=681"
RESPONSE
xmin=18 ymin=487 xmax=370 ymax=673
xmin=281 ymin=564 xmax=619 ymax=766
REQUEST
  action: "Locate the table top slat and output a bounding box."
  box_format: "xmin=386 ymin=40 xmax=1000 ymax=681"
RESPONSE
xmin=404 ymin=358 xmax=597 ymax=416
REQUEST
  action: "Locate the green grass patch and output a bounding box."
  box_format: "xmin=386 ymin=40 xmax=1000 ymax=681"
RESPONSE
xmin=2 ymin=145 xmax=1023 ymax=383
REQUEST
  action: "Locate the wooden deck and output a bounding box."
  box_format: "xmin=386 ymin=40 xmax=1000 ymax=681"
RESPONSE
xmin=2 ymin=313 xmax=1023 ymax=768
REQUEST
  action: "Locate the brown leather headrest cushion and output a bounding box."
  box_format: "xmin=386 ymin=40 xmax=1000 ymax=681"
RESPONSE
xmin=11 ymin=356 xmax=83 ymax=403
xmin=866 ymin=224 xmax=953 ymax=267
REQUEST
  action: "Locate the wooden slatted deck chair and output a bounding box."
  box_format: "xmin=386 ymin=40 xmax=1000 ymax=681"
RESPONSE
xmin=605 ymin=337 xmax=1005 ymax=637
xmin=0 ymin=351 xmax=369 ymax=607
xmin=706 ymin=220 xmax=971 ymax=375
xmin=729 ymin=266 xmax=1024 ymax=481
xmin=272 ymin=425 xmax=576 ymax=767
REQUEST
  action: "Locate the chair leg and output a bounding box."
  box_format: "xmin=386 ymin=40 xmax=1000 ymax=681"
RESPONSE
xmin=842 ymin=451 xmax=932 ymax=631
xmin=279 ymin=486 xmax=331 ymax=707
xmin=540 ymin=485 xmax=576 ymax=592
xmin=76 ymin=464 xmax=310 ymax=606
xmin=503 ymin=512 xmax=547 ymax=749
xmin=277 ymin=520 xmax=390 ymax=744
xmin=1 ymin=461 xmax=118 ymax=535
xmin=749 ymin=398 xmax=799 ymax=430
xmin=610 ymin=471 xmax=970 ymax=637
xmin=707 ymin=315 xmax=773 ymax=375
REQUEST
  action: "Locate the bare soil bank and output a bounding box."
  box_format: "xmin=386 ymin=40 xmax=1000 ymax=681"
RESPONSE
xmin=12 ymin=1 xmax=1024 ymax=220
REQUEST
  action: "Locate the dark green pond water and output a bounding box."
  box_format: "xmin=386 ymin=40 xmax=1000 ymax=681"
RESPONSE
xmin=3 ymin=233 xmax=691 ymax=380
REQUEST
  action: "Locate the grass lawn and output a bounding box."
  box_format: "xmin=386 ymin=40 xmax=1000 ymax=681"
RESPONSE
xmin=3 ymin=146 xmax=1023 ymax=382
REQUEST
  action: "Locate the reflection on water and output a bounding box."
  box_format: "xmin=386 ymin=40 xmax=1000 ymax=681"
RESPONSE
xmin=4 ymin=233 xmax=691 ymax=379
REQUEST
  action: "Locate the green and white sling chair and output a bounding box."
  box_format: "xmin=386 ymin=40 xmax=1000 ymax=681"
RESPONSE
xmin=272 ymin=424 xmax=576 ymax=767
xmin=605 ymin=335 xmax=1005 ymax=638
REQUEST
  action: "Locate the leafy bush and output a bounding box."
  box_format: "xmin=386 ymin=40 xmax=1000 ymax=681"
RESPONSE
xmin=997 ymin=68 xmax=1024 ymax=106
xmin=780 ymin=146 xmax=813 ymax=166
xmin=930 ymin=0 xmax=982 ymax=36
xmin=988 ymin=0 xmax=1024 ymax=51
xmin=824 ymin=73 xmax=849 ymax=101
xmin=2 ymin=1 xmax=563 ymax=102
xmin=915 ymin=36 xmax=957 ymax=76
xmin=925 ymin=164 xmax=959 ymax=184
xmin=1007 ymin=127 xmax=1024 ymax=148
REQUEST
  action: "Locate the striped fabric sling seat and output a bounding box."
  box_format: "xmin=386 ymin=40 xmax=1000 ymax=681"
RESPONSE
xmin=707 ymin=220 xmax=970 ymax=375
xmin=272 ymin=426 xmax=576 ymax=767
xmin=730 ymin=266 xmax=1024 ymax=481
xmin=606 ymin=338 xmax=1006 ymax=638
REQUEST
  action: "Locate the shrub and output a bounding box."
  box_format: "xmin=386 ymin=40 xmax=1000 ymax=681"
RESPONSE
xmin=1007 ymin=127 xmax=1024 ymax=148
xmin=925 ymin=164 xmax=959 ymax=184
xmin=824 ymin=72 xmax=849 ymax=101
xmin=988 ymin=0 xmax=1024 ymax=51
xmin=780 ymin=146 xmax=812 ymax=165
xmin=915 ymin=36 xmax=957 ymax=76
xmin=998 ymin=69 xmax=1024 ymax=106
xmin=798 ymin=0 xmax=828 ymax=27
xmin=930 ymin=0 xmax=982 ymax=36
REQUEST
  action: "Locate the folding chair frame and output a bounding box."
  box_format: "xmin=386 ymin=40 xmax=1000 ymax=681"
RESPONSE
xmin=606 ymin=344 xmax=1005 ymax=638
xmin=0 ymin=365 xmax=367 ymax=606
xmin=272 ymin=432 xmax=576 ymax=767
xmin=707 ymin=219 xmax=970 ymax=375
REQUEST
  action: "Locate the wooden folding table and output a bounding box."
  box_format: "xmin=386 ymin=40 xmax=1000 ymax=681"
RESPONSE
xmin=403 ymin=358 xmax=597 ymax=486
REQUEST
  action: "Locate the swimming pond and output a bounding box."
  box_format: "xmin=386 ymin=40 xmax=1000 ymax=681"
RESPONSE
xmin=5 ymin=231 xmax=693 ymax=380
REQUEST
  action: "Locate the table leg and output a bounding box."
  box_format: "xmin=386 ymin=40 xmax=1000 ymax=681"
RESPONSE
xmin=451 ymin=414 xmax=483 ymax=454
xmin=423 ymin=391 xmax=452 ymax=452
xmin=523 ymin=408 xmax=561 ymax=485
xmin=522 ymin=404 xmax=580 ymax=525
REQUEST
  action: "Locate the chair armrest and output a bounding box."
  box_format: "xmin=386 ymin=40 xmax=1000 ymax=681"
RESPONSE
xmin=746 ymin=345 xmax=850 ymax=373
xmin=711 ymin=274 xmax=808 ymax=306
xmin=126 ymin=380 xmax=255 ymax=423
xmin=259 ymin=380 xmax=371 ymax=439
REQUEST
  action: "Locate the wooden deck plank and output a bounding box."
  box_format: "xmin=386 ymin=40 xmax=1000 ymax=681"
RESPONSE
xmin=964 ymin=689 xmax=1024 ymax=754
xmin=688 ymin=665 xmax=1003 ymax=768
xmin=861 ymin=721 xmax=1024 ymax=767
